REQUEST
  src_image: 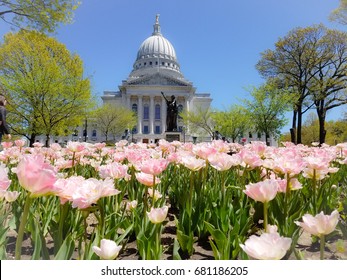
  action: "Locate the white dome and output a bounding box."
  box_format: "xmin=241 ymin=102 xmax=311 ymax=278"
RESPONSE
xmin=136 ymin=35 xmax=177 ymax=61
xmin=129 ymin=15 xmax=182 ymax=77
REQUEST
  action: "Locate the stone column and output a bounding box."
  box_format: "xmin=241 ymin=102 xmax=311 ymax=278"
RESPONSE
xmin=185 ymin=98 xmax=190 ymax=134
xmin=161 ymin=97 xmax=166 ymax=133
xmin=150 ymin=95 xmax=154 ymax=134
xmin=126 ymin=94 xmax=131 ymax=109
xmin=137 ymin=95 xmax=143 ymax=134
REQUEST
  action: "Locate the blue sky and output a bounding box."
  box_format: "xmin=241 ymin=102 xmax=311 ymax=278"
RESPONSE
xmin=0 ymin=0 xmax=346 ymax=133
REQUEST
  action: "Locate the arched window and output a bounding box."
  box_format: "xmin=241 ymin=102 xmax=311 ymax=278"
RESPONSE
xmin=143 ymin=104 xmax=149 ymax=120
xmin=155 ymin=104 xmax=161 ymax=120
xmin=132 ymin=103 xmax=138 ymax=115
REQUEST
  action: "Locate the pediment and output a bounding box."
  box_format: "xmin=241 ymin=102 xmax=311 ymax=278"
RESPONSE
xmin=126 ymin=73 xmax=190 ymax=87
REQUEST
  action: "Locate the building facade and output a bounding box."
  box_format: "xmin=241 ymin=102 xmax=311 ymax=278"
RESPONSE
xmin=101 ymin=15 xmax=212 ymax=144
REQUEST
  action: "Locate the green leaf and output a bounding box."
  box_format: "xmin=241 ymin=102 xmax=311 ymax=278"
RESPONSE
xmin=54 ymin=234 xmax=75 ymax=260
xmin=172 ymin=238 xmax=182 ymax=260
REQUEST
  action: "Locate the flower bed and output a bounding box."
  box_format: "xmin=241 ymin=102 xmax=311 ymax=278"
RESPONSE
xmin=1 ymin=139 xmax=346 ymax=260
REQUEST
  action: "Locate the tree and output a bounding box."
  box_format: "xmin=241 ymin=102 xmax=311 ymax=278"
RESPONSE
xmin=212 ymin=105 xmax=251 ymax=143
xmin=242 ymin=83 xmax=291 ymax=145
xmin=92 ymin=103 xmax=137 ymax=142
xmin=330 ymin=0 xmax=347 ymax=25
xmin=0 ymin=0 xmax=80 ymax=33
xmin=257 ymin=24 xmax=347 ymax=144
xmin=307 ymin=29 xmax=347 ymax=144
xmin=180 ymin=106 xmax=215 ymax=139
xmin=0 ymin=30 xmax=93 ymax=146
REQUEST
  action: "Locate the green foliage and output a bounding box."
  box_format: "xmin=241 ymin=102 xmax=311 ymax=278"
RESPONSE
xmin=0 ymin=30 xmax=93 ymax=145
xmin=280 ymin=114 xmax=347 ymax=145
xmin=91 ymin=103 xmax=137 ymax=142
xmin=180 ymin=106 xmax=215 ymax=138
xmin=212 ymin=105 xmax=251 ymax=142
xmin=242 ymin=83 xmax=291 ymax=142
xmin=330 ymin=0 xmax=347 ymax=24
xmin=0 ymin=0 xmax=80 ymax=33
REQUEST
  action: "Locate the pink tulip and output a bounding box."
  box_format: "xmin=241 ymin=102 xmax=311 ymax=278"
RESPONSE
xmin=66 ymin=141 xmax=85 ymax=153
xmin=180 ymin=155 xmax=206 ymax=171
xmin=14 ymin=139 xmax=26 ymax=147
xmin=276 ymin=178 xmax=302 ymax=193
xmin=53 ymin=176 xmax=85 ymax=204
xmin=126 ymin=200 xmax=138 ymax=211
xmin=135 ymin=172 xmax=161 ymax=187
xmin=1 ymin=141 xmax=13 ymax=149
xmin=193 ymin=144 xmax=217 ymax=160
xmin=240 ymin=230 xmax=292 ymax=260
xmin=71 ymin=178 xmax=120 ymax=209
xmin=92 ymin=239 xmax=122 ymax=260
xmin=32 ymin=142 xmax=44 ymax=148
xmin=147 ymin=206 xmax=169 ymax=224
xmin=244 ymin=179 xmax=279 ymax=203
xmin=147 ymin=188 xmax=162 ymax=201
xmin=208 ymin=152 xmax=241 ymax=171
xmin=0 ymin=190 xmax=20 ymax=202
xmin=15 ymin=154 xmax=58 ymax=197
xmin=140 ymin=158 xmax=169 ymax=176
xmin=295 ymin=210 xmax=339 ymax=237
xmin=238 ymin=149 xmax=263 ymax=169
xmin=50 ymin=143 xmax=62 ymax=151
xmin=99 ymin=162 xmax=129 ymax=179
xmin=0 ymin=163 xmax=11 ymax=191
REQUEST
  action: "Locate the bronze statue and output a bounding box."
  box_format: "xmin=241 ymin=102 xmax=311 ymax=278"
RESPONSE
xmin=161 ymin=92 xmax=178 ymax=132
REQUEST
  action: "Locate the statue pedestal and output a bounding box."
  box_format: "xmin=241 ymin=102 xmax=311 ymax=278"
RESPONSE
xmin=165 ymin=131 xmax=181 ymax=142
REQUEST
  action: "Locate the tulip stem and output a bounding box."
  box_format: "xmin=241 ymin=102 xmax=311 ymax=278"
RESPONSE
xmin=15 ymin=195 xmax=32 ymax=260
xmin=263 ymin=201 xmax=268 ymax=233
xmin=152 ymin=175 xmax=156 ymax=207
xmin=320 ymin=235 xmax=325 ymax=260
xmin=313 ymin=170 xmax=317 ymax=215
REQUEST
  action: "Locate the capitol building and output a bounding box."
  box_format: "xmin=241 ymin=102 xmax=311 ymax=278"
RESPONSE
xmin=101 ymin=15 xmax=212 ymax=144
xmin=35 ymin=15 xmax=276 ymax=146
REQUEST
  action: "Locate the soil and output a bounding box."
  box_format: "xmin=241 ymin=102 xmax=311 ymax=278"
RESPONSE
xmin=4 ymin=210 xmax=347 ymax=260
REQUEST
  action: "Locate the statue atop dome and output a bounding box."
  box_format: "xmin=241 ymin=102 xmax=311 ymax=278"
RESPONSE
xmin=153 ymin=14 xmax=161 ymax=35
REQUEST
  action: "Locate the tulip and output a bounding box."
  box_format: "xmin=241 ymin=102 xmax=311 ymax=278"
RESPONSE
xmin=244 ymin=179 xmax=279 ymax=232
xmin=14 ymin=139 xmax=26 ymax=147
xmin=240 ymin=230 xmax=292 ymax=260
xmin=135 ymin=172 xmax=161 ymax=187
xmin=126 ymin=200 xmax=138 ymax=211
xmin=99 ymin=162 xmax=129 ymax=179
xmin=295 ymin=210 xmax=339 ymax=259
xmin=92 ymin=239 xmax=122 ymax=260
xmin=0 ymin=163 xmax=11 ymax=191
xmin=15 ymin=154 xmax=57 ymax=197
xmin=244 ymin=179 xmax=279 ymax=203
xmin=180 ymin=155 xmax=206 ymax=171
xmin=147 ymin=206 xmax=169 ymax=224
xmin=140 ymin=158 xmax=169 ymax=176
xmin=3 ymin=190 xmax=20 ymax=202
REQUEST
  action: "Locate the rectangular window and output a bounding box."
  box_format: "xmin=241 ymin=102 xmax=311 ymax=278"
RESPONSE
xmin=155 ymin=126 xmax=161 ymax=134
xmin=155 ymin=105 xmax=161 ymax=120
xmin=143 ymin=125 xmax=149 ymax=134
xmin=143 ymin=106 xmax=149 ymax=120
